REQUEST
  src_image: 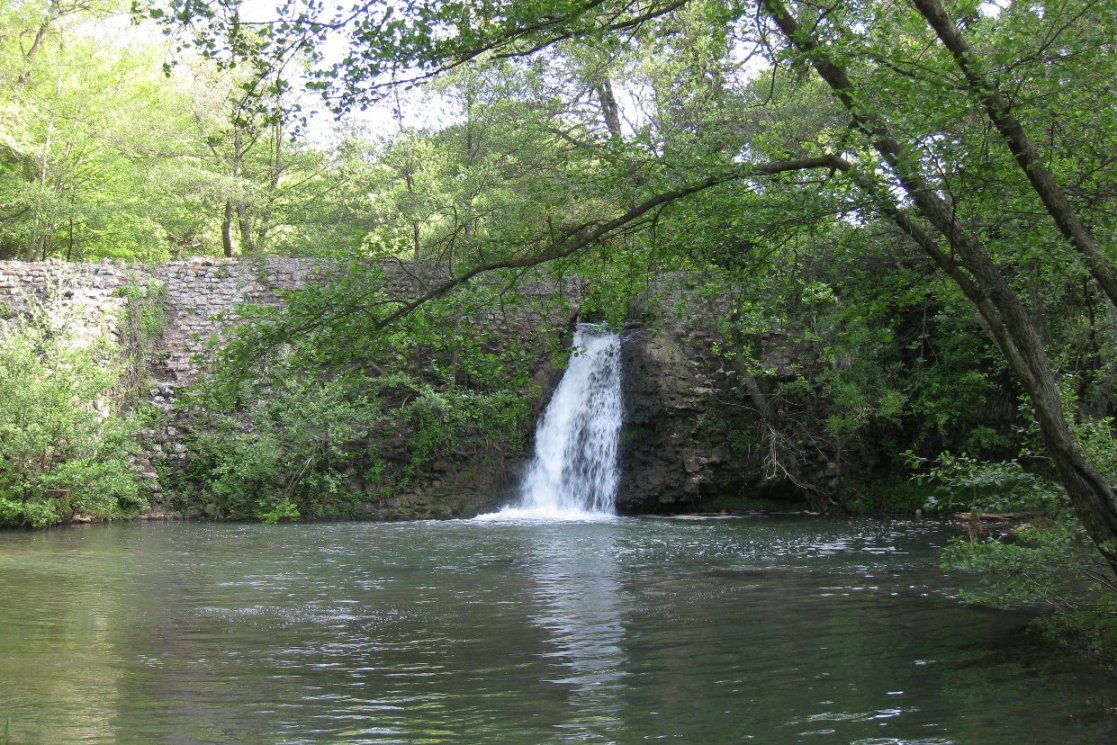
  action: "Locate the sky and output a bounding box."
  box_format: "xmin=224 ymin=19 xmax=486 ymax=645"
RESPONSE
xmin=82 ymin=1 xmax=450 ymax=148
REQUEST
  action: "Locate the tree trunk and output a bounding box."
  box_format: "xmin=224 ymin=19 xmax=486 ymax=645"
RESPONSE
xmin=405 ymin=165 xmax=421 ymax=261
xmin=232 ymin=128 xmax=255 ymax=253
xmin=222 ymin=200 xmax=235 ymax=257
xmin=909 ymin=0 xmax=1117 ymax=311
xmin=595 ymin=79 xmax=624 ymax=140
xmin=24 ymin=116 xmax=54 ymax=261
xmin=762 ymin=0 xmax=1117 ymax=571
xmin=236 ymin=203 xmax=255 ymax=254
xmin=255 ymin=119 xmax=284 ymax=249
xmin=463 ymin=94 xmax=476 ymax=248
xmin=17 ymin=0 xmax=61 ymax=87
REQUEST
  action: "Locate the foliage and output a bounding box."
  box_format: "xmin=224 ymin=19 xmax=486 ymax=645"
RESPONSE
xmin=0 ymin=310 xmax=143 ymax=527
xmin=943 ymin=509 xmax=1117 ymax=660
xmin=918 ymin=448 xmax=1117 ymax=660
xmin=114 ymin=280 xmax=168 ymax=411
xmin=915 ymin=452 xmax=1066 ymax=515
xmin=841 ymin=478 xmax=935 ymax=516
xmin=0 ymin=1 xmax=192 ymax=260
xmin=0 ymin=1 xmax=358 ymax=261
xmin=173 ymin=282 xmax=540 ymax=521
xmin=178 ymin=375 xmax=376 ymax=521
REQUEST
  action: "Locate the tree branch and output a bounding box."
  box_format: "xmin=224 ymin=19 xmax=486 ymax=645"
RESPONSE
xmin=369 ymin=156 xmax=846 ymax=330
xmin=909 ymin=0 xmax=1117 ymax=310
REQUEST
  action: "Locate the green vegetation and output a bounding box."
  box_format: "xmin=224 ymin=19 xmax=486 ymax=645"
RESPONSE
xmin=841 ymin=480 xmax=936 ymax=516
xmin=908 ymin=392 xmax=1117 ymax=657
xmin=917 ymin=451 xmax=1117 ymax=660
xmin=173 ymin=279 xmax=542 ymax=521
xmin=0 ymin=305 xmax=144 ymax=526
xmin=115 ymin=279 xmax=168 ymax=411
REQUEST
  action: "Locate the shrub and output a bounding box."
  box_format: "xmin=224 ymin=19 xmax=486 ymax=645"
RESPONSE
xmin=179 ymin=376 xmax=375 ymax=521
xmin=916 ymin=448 xmax=1117 ymax=662
xmin=174 ymin=285 xmax=538 ymax=522
xmin=0 ymin=319 xmax=142 ymax=527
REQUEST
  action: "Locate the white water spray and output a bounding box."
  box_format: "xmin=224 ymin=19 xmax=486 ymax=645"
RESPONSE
xmin=478 ymin=324 xmax=623 ymax=520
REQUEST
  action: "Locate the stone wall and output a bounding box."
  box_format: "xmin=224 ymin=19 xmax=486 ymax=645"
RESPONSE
xmin=0 ymin=258 xmax=822 ymax=517
xmin=147 ymin=257 xmax=576 ymax=387
xmin=2 ymin=256 xmax=579 ymax=395
xmin=0 ymin=257 xmax=582 ymax=516
xmin=0 ymin=259 xmax=145 ymax=349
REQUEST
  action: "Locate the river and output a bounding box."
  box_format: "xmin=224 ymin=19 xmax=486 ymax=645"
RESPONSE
xmin=1 ymin=516 xmax=1115 ymax=743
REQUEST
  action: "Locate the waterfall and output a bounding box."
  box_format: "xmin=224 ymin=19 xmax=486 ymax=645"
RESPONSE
xmin=478 ymin=324 xmax=623 ymax=520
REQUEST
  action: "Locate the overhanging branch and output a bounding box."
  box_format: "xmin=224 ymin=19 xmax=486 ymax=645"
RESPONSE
xmin=369 ymin=155 xmax=847 ymax=330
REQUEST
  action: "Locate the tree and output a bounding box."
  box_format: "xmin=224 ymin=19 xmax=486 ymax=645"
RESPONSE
xmin=908 ymin=0 xmax=1117 ymax=309
xmin=0 ymin=0 xmax=150 ymax=260
xmin=166 ymin=1 xmax=303 ymax=256
xmin=156 ymin=0 xmax=1117 ymax=570
xmin=0 ymin=1 xmax=224 ymax=260
xmin=755 ymin=0 xmax=1117 ymax=569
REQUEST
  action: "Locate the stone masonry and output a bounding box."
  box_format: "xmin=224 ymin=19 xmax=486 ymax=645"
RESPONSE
xmin=1 ymin=258 xmax=820 ymax=516
xmin=3 ymin=256 xmax=580 ymax=405
xmin=0 ymin=257 xmax=583 ymax=515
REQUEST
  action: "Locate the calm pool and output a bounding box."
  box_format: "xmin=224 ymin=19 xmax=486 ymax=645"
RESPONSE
xmin=1 ymin=516 xmax=1114 ymax=743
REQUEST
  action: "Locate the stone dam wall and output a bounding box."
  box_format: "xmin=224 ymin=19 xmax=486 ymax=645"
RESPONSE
xmin=1 ymin=256 xmax=579 ymax=397
xmin=0 ymin=258 xmax=583 ymax=516
xmin=0 ymin=258 xmax=826 ymax=516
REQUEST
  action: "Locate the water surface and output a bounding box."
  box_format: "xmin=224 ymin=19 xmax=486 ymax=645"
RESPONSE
xmin=1 ymin=517 xmax=1115 ymax=743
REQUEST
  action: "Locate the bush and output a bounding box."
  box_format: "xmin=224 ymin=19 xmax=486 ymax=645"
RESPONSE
xmin=177 ymin=365 xmax=534 ymax=521
xmin=0 ymin=320 xmax=142 ymax=527
xmin=942 ymin=512 xmax=1117 ymax=661
xmin=913 ymin=451 xmax=1065 ymax=515
xmin=179 ymin=375 xmax=376 ymax=521
xmin=173 ymin=281 xmax=541 ymax=522
xmin=916 ymin=449 xmax=1117 ymax=662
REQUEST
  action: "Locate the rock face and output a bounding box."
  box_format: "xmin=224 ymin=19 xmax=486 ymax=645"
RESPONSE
xmin=616 ymin=323 xmax=759 ymax=513
xmin=614 ymin=274 xmax=829 ymax=513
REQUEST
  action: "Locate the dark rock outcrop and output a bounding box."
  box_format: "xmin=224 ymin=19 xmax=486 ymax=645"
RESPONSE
xmin=618 ymin=326 xmax=724 ymax=511
xmin=614 ymin=275 xmax=832 ymax=513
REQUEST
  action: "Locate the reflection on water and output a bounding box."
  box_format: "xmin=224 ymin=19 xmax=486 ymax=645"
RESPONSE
xmin=525 ymin=526 xmax=628 ymax=738
xmin=0 ymin=518 xmax=1116 ymax=744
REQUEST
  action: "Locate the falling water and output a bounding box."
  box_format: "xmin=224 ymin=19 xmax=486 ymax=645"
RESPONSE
xmin=481 ymin=324 xmax=623 ymax=520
